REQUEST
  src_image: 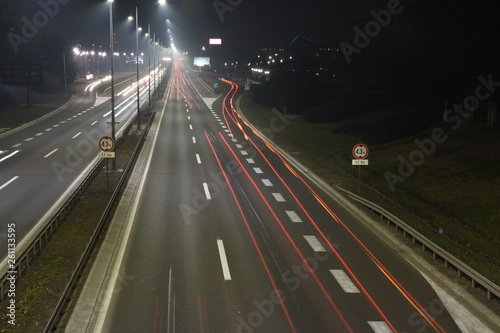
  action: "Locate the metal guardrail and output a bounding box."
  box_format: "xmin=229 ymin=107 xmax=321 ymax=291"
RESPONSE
xmin=43 ymin=113 xmax=155 ymax=332
xmin=336 ymin=186 xmax=500 ymax=301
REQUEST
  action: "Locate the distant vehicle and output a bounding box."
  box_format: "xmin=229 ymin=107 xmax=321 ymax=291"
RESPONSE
xmin=86 ymin=73 xmax=94 ymax=80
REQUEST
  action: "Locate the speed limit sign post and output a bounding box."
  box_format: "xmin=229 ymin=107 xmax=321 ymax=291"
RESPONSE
xmin=352 ymin=143 xmax=369 ymax=193
xmin=99 ymin=136 xmax=115 ymax=153
xmin=99 ymin=136 xmax=115 ymax=190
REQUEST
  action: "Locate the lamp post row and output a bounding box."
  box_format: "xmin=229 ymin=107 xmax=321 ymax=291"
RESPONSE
xmin=108 ymin=0 xmax=167 ymax=169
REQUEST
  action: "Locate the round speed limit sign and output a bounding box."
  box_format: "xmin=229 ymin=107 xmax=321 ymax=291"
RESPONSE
xmin=99 ymin=136 xmax=115 ymax=152
xmin=352 ymin=143 xmax=369 ymax=159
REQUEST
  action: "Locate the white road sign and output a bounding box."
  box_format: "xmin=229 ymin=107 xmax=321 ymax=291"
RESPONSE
xmin=352 ymin=143 xmax=369 ymax=159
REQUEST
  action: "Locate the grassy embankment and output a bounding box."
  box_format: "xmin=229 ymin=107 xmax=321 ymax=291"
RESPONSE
xmin=239 ymin=91 xmax=500 ymax=284
xmin=0 ymin=93 xmax=70 ymax=129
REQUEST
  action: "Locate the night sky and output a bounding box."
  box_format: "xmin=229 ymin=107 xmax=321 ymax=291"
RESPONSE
xmin=55 ymin=0 xmax=373 ymax=52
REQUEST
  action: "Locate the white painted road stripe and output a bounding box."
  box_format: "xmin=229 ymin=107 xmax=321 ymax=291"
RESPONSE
xmin=246 ymin=158 xmax=255 ymax=164
xmin=253 ymin=167 xmax=263 ymax=174
xmin=240 ymin=151 xmax=248 ymax=155
xmin=262 ymin=179 xmax=273 ymax=186
xmin=12 ymin=143 xmax=22 ymax=148
xmin=91 ymin=121 xmax=98 ymax=125
xmin=272 ymin=193 xmax=286 ymax=202
xmin=189 ymin=124 xmax=193 ymax=130
xmin=0 ymin=176 xmax=19 ymax=191
xmin=73 ymin=132 xmax=82 ymax=139
xmin=304 ymin=235 xmax=327 ymax=252
xmin=44 ymin=149 xmax=59 ymax=158
xmin=235 ymin=144 xmax=242 ymax=148
xmin=330 ymin=269 xmax=360 ymax=293
xmin=217 ymin=239 xmax=232 ymax=281
xmin=196 ymin=154 xmax=201 ymax=164
xmin=203 ymin=182 xmax=211 ymax=200
xmin=367 ymin=321 xmax=392 ymax=333
xmin=192 ymin=137 xmax=196 ymax=143
xmin=0 ymin=150 xmax=20 ymax=162
xmin=285 ymin=211 xmax=303 ymax=223
xmin=36 ymin=132 xmax=44 ymax=136
xmin=25 ymin=137 xmax=33 ymax=142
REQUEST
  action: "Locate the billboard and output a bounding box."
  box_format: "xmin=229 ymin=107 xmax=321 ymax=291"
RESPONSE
xmin=209 ymin=38 xmax=222 ymax=45
xmin=194 ymin=57 xmax=210 ymax=67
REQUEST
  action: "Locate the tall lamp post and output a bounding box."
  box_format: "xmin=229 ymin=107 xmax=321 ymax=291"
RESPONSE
xmin=148 ymin=24 xmax=152 ymax=111
xmin=129 ymin=7 xmax=141 ymax=130
xmin=108 ymin=0 xmax=117 ymax=170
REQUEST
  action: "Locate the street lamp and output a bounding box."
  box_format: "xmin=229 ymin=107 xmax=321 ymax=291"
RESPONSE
xmin=129 ymin=6 xmax=141 ymax=130
xmin=147 ymin=25 xmax=151 ymax=111
xmin=108 ymin=0 xmax=117 ymax=170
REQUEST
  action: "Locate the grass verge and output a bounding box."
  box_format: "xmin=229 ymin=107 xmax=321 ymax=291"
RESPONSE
xmin=0 ymin=93 xmax=70 ymax=130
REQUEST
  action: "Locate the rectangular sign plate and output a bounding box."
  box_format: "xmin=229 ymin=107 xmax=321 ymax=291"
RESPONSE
xmin=99 ymin=151 xmax=115 ymax=158
xmin=352 ymin=159 xmax=368 ymax=165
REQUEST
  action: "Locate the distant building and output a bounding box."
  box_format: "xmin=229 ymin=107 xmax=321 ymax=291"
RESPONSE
xmin=249 ymin=35 xmax=337 ymax=79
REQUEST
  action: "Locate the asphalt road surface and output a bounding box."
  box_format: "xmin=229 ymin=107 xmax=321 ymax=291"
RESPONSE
xmin=0 ymin=68 xmax=163 ymax=267
xmin=92 ymin=60 xmax=464 ymax=332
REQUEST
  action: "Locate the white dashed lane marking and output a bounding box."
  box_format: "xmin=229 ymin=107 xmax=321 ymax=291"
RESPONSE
xmin=262 ymin=179 xmax=273 ymax=187
xmin=0 ymin=150 xmax=20 ymax=162
xmin=253 ymin=167 xmax=263 ymax=174
xmin=0 ymin=176 xmax=19 ymax=191
xmin=367 ymin=321 xmax=392 ymax=333
xmin=203 ymin=183 xmax=211 ymax=200
xmin=44 ymin=149 xmax=59 ymax=158
xmin=285 ymin=210 xmax=303 ymax=223
xmin=217 ymin=239 xmax=232 ymax=281
xmin=272 ymin=193 xmax=286 ymax=202
xmin=330 ymin=269 xmax=360 ymax=293
xmin=303 ymin=235 xmax=327 ymax=252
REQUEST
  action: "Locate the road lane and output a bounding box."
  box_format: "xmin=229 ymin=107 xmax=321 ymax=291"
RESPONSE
xmin=68 ymin=61 xmax=470 ymax=332
xmin=0 ymin=69 xmax=166 ymax=266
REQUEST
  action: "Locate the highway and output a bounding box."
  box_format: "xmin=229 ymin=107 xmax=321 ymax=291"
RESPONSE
xmin=66 ymin=59 xmax=470 ymax=332
xmin=0 ymin=68 xmax=164 ymax=267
